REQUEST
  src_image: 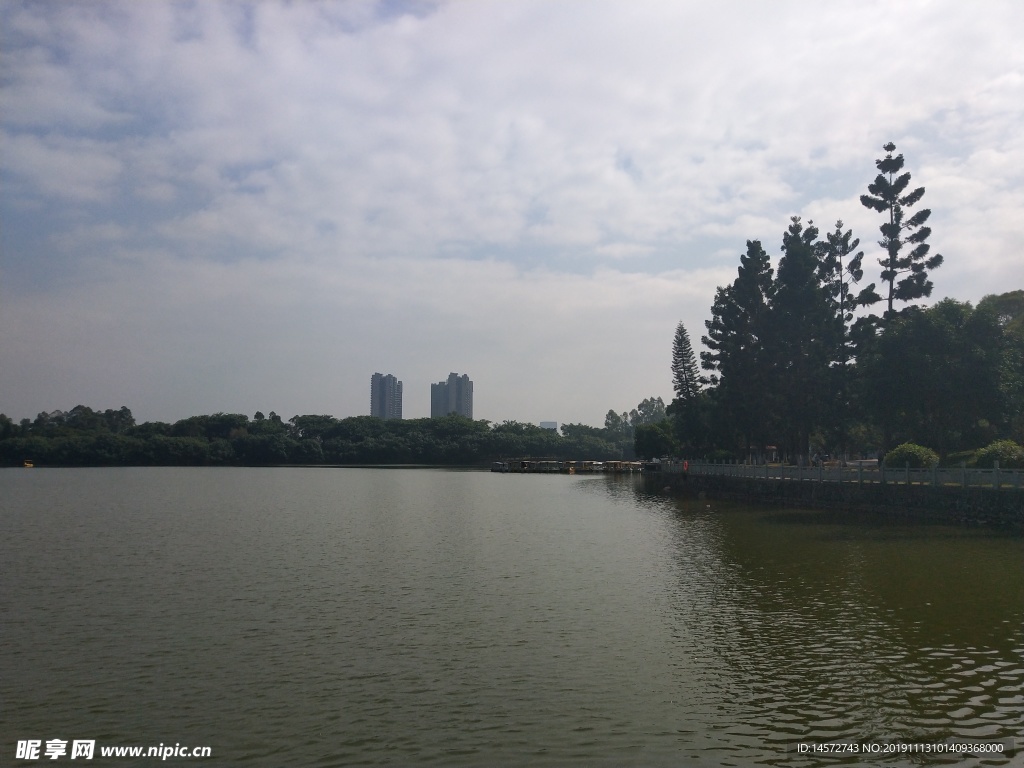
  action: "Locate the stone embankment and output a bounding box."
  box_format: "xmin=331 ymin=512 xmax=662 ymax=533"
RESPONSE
xmin=649 ymin=471 xmax=1024 ymax=528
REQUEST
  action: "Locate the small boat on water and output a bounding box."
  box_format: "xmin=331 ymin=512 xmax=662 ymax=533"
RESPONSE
xmin=23 ymin=459 xmax=34 ymax=468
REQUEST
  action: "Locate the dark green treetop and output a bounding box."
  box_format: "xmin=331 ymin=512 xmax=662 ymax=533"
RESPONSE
xmin=978 ymin=290 xmax=1024 ymax=337
xmin=630 ymin=396 xmax=667 ymax=426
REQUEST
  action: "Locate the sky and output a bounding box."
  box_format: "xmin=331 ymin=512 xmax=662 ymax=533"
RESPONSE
xmin=2 ymin=0 xmax=1022 ymax=428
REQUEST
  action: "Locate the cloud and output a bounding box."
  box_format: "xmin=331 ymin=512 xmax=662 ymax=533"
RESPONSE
xmin=2 ymin=0 xmax=1023 ymax=423
xmin=2 ymin=132 xmax=123 ymax=202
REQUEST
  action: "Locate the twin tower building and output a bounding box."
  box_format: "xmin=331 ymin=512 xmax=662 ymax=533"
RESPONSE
xmin=370 ymin=372 xmax=473 ymax=421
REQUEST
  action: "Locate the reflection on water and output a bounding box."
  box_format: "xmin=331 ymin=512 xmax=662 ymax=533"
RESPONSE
xmin=1 ymin=468 xmax=1021 ymax=766
xmin=625 ymin=478 xmax=1024 ymax=765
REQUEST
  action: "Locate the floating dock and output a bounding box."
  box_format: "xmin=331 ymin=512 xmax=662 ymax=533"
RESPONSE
xmin=491 ymin=459 xmax=645 ymax=474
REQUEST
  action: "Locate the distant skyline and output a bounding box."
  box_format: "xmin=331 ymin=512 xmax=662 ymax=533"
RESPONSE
xmin=2 ymin=2 xmax=1022 ymax=426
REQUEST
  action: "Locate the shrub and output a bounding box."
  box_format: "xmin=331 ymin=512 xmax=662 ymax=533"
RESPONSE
xmin=884 ymin=442 xmax=939 ymax=468
xmin=975 ymin=440 xmax=1024 ymax=469
xmin=705 ymin=448 xmax=736 ymax=463
xmin=943 ymin=449 xmax=977 ymax=468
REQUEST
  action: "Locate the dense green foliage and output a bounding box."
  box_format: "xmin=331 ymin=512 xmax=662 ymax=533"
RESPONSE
xmin=633 ymin=421 xmax=675 ymax=460
xmin=978 ymin=290 xmax=1024 ymax=441
xmin=883 ymin=442 xmax=939 ymax=469
xmin=858 ymin=299 xmax=1005 ymax=456
xmin=0 ymin=407 xmax=641 ymax=468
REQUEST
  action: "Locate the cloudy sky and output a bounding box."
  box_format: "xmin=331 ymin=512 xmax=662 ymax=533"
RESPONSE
xmin=2 ymin=1 xmax=1022 ymax=427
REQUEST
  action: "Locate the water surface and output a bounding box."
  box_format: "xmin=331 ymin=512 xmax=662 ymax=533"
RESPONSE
xmin=2 ymin=468 xmax=1021 ymax=765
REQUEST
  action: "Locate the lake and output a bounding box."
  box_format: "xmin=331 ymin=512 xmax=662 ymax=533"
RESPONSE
xmin=2 ymin=467 xmax=1022 ymax=766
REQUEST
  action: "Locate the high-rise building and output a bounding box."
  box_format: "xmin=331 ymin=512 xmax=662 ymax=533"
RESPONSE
xmin=430 ymin=372 xmax=473 ymax=419
xmin=370 ymin=373 xmax=403 ymax=420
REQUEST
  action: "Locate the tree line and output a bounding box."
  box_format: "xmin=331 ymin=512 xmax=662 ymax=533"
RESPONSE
xmin=0 ymin=398 xmax=666 ymax=467
xmin=649 ymin=143 xmax=1024 ymax=465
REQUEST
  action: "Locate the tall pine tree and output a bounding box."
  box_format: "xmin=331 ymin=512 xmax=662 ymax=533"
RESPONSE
xmin=820 ymin=220 xmax=865 ymax=360
xmin=669 ymin=321 xmax=703 ymax=452
xmin=768 ymin=218 xmax=840 ymax=462
xmin=860 ymin=142 xmax=943 ymax=319
xmin=701 ymin=240 xmax=774 ymax=459
xmin=671 ymin=322 xmax=700 ymax=404
xmin=820 ymin=220 xmax=866 ymax=457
